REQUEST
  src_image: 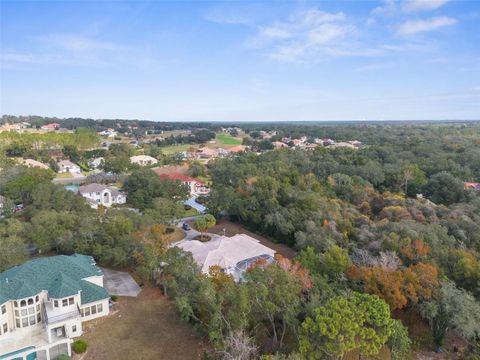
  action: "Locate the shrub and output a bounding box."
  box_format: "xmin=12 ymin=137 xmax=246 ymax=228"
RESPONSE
xmin=111 ymin=295 xmax=118 ymax=302
xmin=73 ymin=340 xmax=88 ymax=354
xmin=54 ymin=355 xmax=71 ymax=360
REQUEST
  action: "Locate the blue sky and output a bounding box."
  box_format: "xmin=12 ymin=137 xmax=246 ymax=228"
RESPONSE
xmin=1 ymin=0 xmax=479 ymax=121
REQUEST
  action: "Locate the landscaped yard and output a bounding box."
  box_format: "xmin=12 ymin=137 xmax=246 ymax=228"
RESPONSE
xmin=214 ymin=133 xmax=242 ymax=146
xmin=78 ymin=287 xmax=208 ymax=360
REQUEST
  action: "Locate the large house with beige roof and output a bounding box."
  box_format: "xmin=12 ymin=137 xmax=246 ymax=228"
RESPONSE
xmin=0 ymin=254 xmax=110 ymax=360
xmin=176 ymin=234 xmax=276 ymax=282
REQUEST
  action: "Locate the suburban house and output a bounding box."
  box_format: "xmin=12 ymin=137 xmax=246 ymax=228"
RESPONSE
xmin=98 ymin=128 xmax=117 ymax=138
xmin=0 ymin=254 xmax=110 ymax=360
xmin=130 ymin=155 xmax=158 ymax=166
xmin=272 ymin=141 xmax=288 ymax=148
xmin=158 ymin=173 xmax=210 ymax=196
xmin=176 ymin=234 xmax=276 ymax=282
xmin=57 ymin=160 xmax=81 ymax=174
xmin=40 ymin=123 xmax=60 ymax=131
xmin=226 ymin=145 xmax=247 ymax=153
xmin=78 ymin=183 xmax=126 ymax=209
xmin=22 ymin=159 xmax=50 ymax=170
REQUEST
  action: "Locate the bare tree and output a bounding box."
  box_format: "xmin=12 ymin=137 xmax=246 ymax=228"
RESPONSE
xmin=219 ymin=330 xmax=258 ymax=360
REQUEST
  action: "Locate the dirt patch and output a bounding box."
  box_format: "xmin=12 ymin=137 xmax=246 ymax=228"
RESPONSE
xmin=78 ymin=287 xmax=208 ymax=360
xmin=209 ymin=219 xmax=297 ymax=259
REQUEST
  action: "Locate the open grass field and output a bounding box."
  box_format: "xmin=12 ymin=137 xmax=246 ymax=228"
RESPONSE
xmin=214 ymin=133 xmax=242 ymax=146
xmin=78 ymin=287 xmax=208 ymax=360
xmin=160 ymin=143 xmax=198 ymax=155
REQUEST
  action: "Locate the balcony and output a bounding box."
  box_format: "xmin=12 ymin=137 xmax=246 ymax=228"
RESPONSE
xmin=43 ymin=302 xmax=81 ymax=326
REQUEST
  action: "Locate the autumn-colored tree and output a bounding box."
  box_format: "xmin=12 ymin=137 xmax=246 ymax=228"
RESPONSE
xmin=348 ymin=262 xmax=439 ymax=310
xmin=400 ymin=239 xmax=430 ymax=264
xmin=275 ymin=254 xmax=313 ymax=291
xmin=209 ymin=265 xmax=234 ymax=291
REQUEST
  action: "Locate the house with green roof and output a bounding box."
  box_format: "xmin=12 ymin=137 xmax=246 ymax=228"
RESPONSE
xmin=0 ymin=254 xmax=110 ymax=360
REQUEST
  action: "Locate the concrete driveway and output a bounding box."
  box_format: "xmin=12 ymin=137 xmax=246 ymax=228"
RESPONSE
xmin=101 ymin=268 xmax=141 ymax=297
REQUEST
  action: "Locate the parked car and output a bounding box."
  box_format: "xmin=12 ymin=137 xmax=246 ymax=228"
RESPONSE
xmin=182 ymin=223 xmax=191 ymax=231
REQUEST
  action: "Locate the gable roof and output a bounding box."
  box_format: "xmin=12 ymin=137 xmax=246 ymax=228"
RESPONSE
xmin=0 ymin=254 xmax=106 ymax=302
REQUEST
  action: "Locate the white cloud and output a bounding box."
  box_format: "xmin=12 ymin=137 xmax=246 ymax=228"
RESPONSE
xmin=247 ymin=8 xmax=356 ymax=63
xmin=373 ymin=0 xmax=449 ymax=15
xmin=402 ymin=0 xmax=449 ymax=12
xmin=398 ymin=16 xmax=456 ymax=35
xmin=34 ymin=34 xmax=125 ymax=53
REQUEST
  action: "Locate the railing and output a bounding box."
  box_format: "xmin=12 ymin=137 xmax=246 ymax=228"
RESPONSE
xmin=43 ymin=302 xmax=81 ymax=326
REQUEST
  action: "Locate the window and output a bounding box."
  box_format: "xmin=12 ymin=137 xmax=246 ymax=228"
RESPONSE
xmin=36 ymin=304 xmax=40 ymax=312
xmin=14 ymin=301 xmax=18 ymax=308
xmin=16 ymin=319 xmax=20 ymax=328
xmin=28 ymin=307 xmax=35 ymax=315
xmin=54 ymin=300 xmax=58 ymax=308
xmin=35 ymin=296 xmax=39 ymax=303
xmin=29 ymin=316 xmax=35 ymax=326
xmin=1 ymin=305 xmax=5 ymax=314
xmin=37 ymin=313 xmax=41 ymax=323
xmin=72 ymin=325 xmax=77 ymax=333
xmin=21 ymin=309 xmax=27 ymax=316
xmin=97 ymin=303 xmax=103 ymax=313
xmin=62 ymin=299 xmax=68 ymax=307
xmin=69 ymin=297 xmax=74 ymax=305
xmin=91 ymin=306 xmax=97 ymax=315
xmin=2 ymin=323 xmax=6 ymax=333
xmin=85 ymin=307 xmax=90 ymax=316
xmin=22 ymin=318 xmax=28 ymax=327
xmin=15 ymin=310 xmax=19 ymax=317
xmin=80 ymin=309 xmax=84 ymax=317
xmin=20 ymin=300 xmax=26 ymax=307
xmin=27 ymin=298 xmax=33 ymax=305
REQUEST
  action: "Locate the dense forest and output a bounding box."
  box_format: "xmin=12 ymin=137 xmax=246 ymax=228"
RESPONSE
xmin=0 ymin=121 xmax=479 ymax=359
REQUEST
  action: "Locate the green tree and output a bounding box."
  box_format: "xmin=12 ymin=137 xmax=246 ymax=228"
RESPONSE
xmin=423 ymin=171 xmax=465 ymax=205
xmin=299 ymin=293 xmax=395 ymax=360
xmin=419 ymin=281 xmax=480 ymax=348
xmin=193 ymin=214 xmax=216 ymax=241
xmin=0 ymin=220 xmax=28 ymax=271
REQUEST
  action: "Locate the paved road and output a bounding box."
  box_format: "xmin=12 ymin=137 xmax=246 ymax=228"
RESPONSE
xmin=101 ymin=268 xmax=142 ymax=297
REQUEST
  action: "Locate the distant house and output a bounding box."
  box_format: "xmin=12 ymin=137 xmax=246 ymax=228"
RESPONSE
xmin=130 ymin=155 xmax=158 ymax=166
xmin=226 ymin=145 xmax=247 ymax=153
xmin=0 ymin=254 xmax=110 ymax=360
xmin=305 ymin=144 xmax=318 ymax=150
xmin=88 ymin=157 xmax=104 ymax=170
xmin=57 ymin=160 xmax=81 ymax=174
xmin=40 ymin=123 xmax=60 ymax=130
xmin=272 ymin=141 xmax=288 ymax=148
xmin=79 ymin=183 xmax=126 ymax=209
xmin=23 ymin=158 xmax=50 ymax=170
xmin=158 ymin=173 xmax=209 ymax=196
xmin=176 ymin=234 xmax=276 ymax=282
xmin=464 ymin=182 xmax=480 ymax=191
xmin=98 ymin=128 xmax=117 ymax=138
xmin=327 ymin=142 xmax=357 ymax=149
xmin=197 ymin=147 xmax=218 ymax=159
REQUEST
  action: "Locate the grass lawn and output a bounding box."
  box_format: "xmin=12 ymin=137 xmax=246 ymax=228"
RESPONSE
xmin=54 ymin=172 xmax=73 ymax=179
xmin=215 ymin=133 xmax=242 ymax=146
xmin=183 ymin=207 xmax=199 ymax=218
xmin=78 ymin=287 xmax=208 ymax=360
xmin=160 ymin=144 xmax=198 ymax=155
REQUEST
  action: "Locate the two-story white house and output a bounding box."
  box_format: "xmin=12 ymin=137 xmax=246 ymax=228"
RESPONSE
xmin=0 ymin=254 xmax=110 ymax=360
xmin=78 ymin=183 xmax=126 ymax=209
